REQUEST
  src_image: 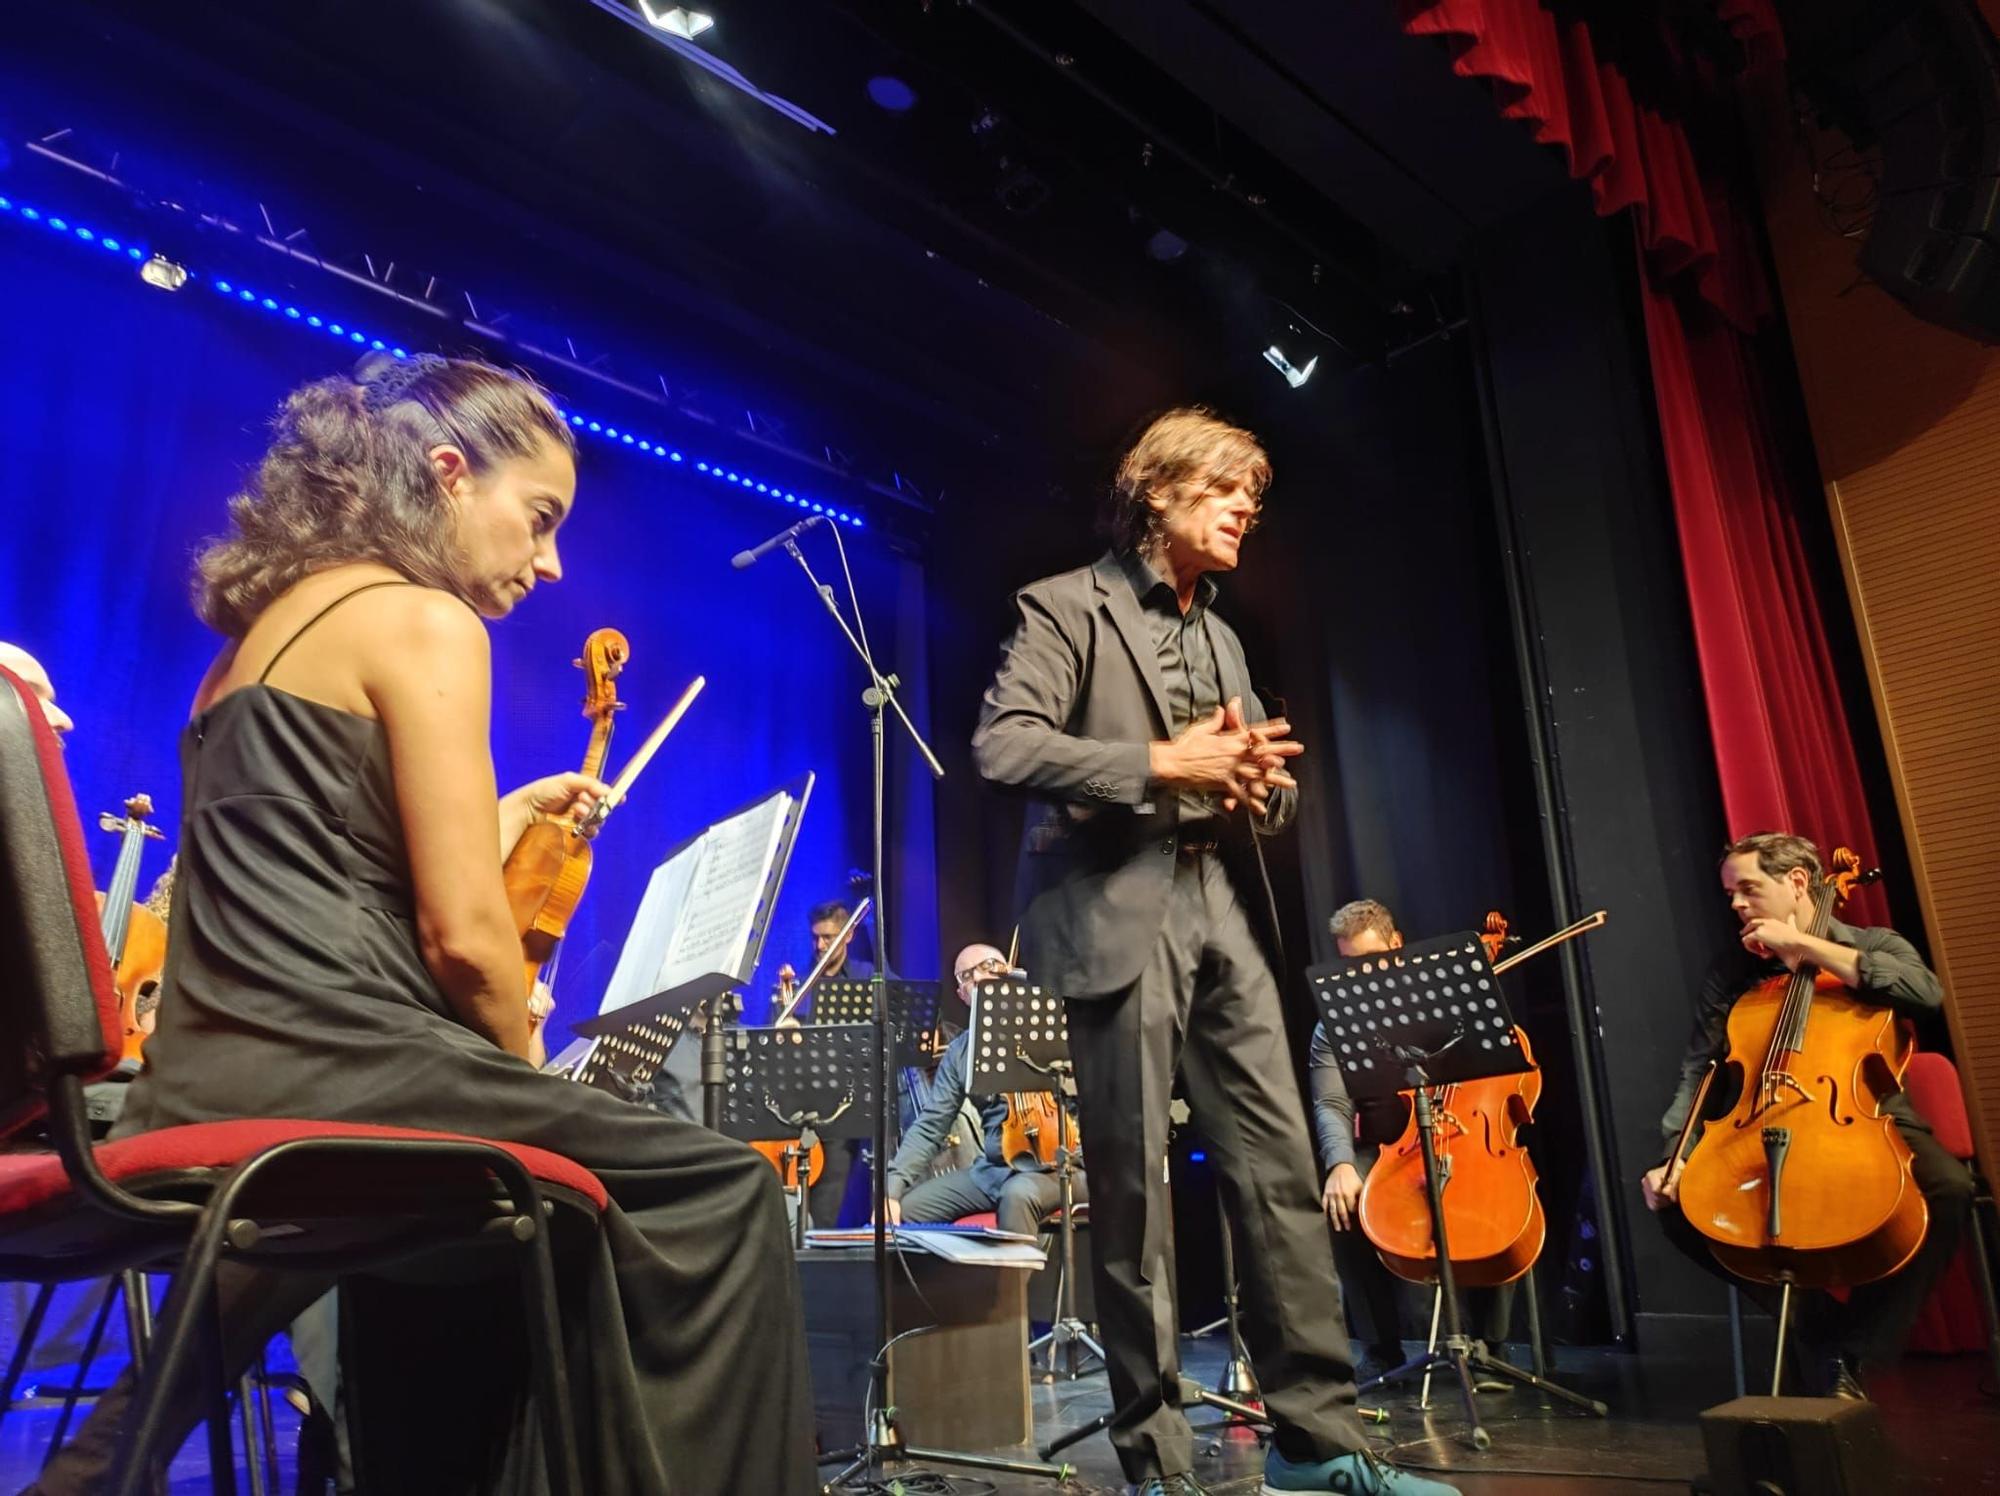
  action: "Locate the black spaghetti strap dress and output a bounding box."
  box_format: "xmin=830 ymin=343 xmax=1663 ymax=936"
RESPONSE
xmin=36 ymin=584 xmax=815 ymax=1496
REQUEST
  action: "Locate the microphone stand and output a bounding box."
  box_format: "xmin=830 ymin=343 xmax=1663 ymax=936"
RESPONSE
xmin=768 ymin=538 xmax=989 ymax=1491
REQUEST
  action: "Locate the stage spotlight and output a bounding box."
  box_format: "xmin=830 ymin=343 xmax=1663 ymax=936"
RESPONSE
xmin=138 ymin=254 xmax=189 ymax=292
xmin=1261 ymin=345 xmax=1318 ymax=389
xmin=639 ymin=2 xmax=714 ymax=39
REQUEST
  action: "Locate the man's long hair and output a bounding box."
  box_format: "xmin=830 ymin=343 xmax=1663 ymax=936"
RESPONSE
xmin=1099 ymin=407 xmax=1271 ymax=554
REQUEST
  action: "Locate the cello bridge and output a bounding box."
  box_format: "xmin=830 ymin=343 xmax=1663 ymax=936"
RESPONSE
xmin=1758 ymin=1071 xmax=1819 ymax=1112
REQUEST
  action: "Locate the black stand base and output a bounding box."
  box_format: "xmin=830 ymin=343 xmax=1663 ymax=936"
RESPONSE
xmin=821 ymin=1411 xmax=1076 ymax=1492
xmin=1358 ymin=1332 xmax=1608 ymax=1450
xmin=1027 ymin=1315 xmax=1106 ymax=1382
xmin=1037 ymin=1373 xmax=1273 ymax=1463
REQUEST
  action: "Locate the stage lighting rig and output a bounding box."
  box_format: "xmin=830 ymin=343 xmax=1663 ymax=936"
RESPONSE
xmin=138 ymin=253 xmax=188 ymax=292
xmin=638 ymin=2 xmax=713 ymax=40
xmin=1261 ymin=344 xmax=1317 ymax=389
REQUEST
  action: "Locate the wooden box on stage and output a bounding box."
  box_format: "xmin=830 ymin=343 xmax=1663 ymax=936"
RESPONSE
xmin=1698 ymin=1396 xmax=1891 ymax=1495
xmin=800 ymin=1246 xmax=1033 ymax=1453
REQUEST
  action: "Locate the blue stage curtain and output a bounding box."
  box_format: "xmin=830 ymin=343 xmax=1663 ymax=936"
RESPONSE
xmin=0 ymin=225 xmax=940 ymax=1043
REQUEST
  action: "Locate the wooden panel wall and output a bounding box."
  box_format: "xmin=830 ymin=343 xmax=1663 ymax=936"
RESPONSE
xmin=1749 ymin=83 xmax=2000 ymax=1176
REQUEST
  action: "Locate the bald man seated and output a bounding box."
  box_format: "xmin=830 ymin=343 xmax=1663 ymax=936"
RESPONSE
xmin=0 ymin=641 xmax=76 ymax=736
xmin=879 ymin=942 xmax=1088 ymax=1236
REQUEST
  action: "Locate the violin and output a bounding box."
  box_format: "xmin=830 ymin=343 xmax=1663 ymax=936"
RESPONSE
xmin=1000 ymin=1090 xmax=1079 ymax=1170
xmin=502 ymin=629 xmax=629 ymax=998
xmin=771 ymin=964 xmax=802 ymax=1029
xmin=97 ymin=794 xmax=168 ymax=1076
xmin=1358 ymin=908 xmax=1606 ymax=1288
xmin=1675 ymin=848 xmax=1923 ymax=1289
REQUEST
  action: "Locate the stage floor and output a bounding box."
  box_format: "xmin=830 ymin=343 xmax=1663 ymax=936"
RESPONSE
xmin=863 ymin=1337 xmax=2000 ymax=1495
xmin=1 ymin=1336 xmax=1993 ymax=1492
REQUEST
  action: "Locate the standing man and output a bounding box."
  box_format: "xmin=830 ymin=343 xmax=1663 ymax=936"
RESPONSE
xmin=1310 ymin=899 xmax=1516 ymax=1382
xmin=974 ymin=409 xmax=1456 ymax=1496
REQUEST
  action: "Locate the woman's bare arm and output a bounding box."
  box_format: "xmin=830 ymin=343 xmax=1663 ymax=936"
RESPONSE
xmin=363 ymin=591 xmax=532 ymax=1058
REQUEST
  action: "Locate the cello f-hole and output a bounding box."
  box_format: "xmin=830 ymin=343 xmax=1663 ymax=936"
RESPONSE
xmin=1817 ymin=1074 xmax=1853 ymax=1127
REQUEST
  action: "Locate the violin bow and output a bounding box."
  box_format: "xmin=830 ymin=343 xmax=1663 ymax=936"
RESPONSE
xmin=580 ymin=675 xmax=705 ymax=836
xmin=773 ymin=897 xmax=873 ymax=1028
xmin=1490 ymin=909 xmax=1609 ymax=976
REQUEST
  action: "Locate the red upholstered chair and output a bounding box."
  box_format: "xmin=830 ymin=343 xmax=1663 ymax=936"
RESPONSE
xmin=1901 ymin=1051 xmax=2000 ymax=1383
xmin=0 ymin=665 xmax=604 ymax=1495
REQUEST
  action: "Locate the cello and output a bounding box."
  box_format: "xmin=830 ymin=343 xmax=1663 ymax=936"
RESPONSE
xmin=97 ymin=794 xmax=168 ymax=1076
xmin=1358 ymin=909 xmax=1605 ymax=1288
xmin=1674 ymin=848 xmax=1924 ymax=1289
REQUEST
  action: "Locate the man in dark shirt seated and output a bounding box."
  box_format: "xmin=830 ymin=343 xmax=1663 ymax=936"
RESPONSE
xmin=880 ymin=942 xmax=1088 ymax=1235
xmin=1640 ymin=831 xmax=1971 ymax=1398
xmin=806 ymin=896 xmax=875 ymax=989
xmin=1307 ymin=900 xmax=1516 ymax=1383
xmin=794 ymin=897 xmax=876 ymax=1225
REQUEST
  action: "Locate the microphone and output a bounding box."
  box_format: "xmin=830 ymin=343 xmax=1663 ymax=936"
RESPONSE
xmin=731 ymin=514 xmax=824 ymax=570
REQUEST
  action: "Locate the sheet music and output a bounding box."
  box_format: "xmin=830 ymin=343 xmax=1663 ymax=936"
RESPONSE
xmin=595 ymin=785 xmax=796 ymax=1018
xmin=655 ymin=790 xmax=790 ymax=994
xmin=596 ymin=847 xmax=701 ymax=1017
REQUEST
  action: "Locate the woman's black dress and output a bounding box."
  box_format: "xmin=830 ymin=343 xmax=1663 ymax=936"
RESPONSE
xmin=36 ymin=605 xmax=815 ymax=1495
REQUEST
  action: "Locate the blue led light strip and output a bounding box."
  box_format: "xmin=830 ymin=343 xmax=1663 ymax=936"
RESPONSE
xmin=0 ymin=189 xmax=864 ymax=529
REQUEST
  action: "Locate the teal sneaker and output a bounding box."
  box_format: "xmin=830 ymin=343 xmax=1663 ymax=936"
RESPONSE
xmin=1263 ymin=1447 xmax=1461 ymax=1495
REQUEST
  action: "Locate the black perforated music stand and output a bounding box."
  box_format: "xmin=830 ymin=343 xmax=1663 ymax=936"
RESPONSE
xmin=810 ymin=978 xmax=943 ymax=1067
xmin=966 ymin=979 xmax=1276 ymax=1456
xmin=1307 ymin=930 xmax=1606 ymax=1447
xmin=963 ymin=978 xmax=1106 ymax=1390
xmin=560 ymin=994 xmax=706 ymax=1102
xmin=718 ymin=1021 xmax=877 ymax=1245
xmin=1308 ymin=930 xmax=1531 ymax=1104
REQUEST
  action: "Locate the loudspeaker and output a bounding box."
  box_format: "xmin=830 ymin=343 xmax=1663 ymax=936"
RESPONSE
xmin=1839 ymin=2 xmax=2000 ymax=341
xmin=1698 ymin=1395 xmax=1892 ymax=1496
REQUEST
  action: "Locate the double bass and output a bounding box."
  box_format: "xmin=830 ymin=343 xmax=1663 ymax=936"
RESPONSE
xmin=1674 ymin=848 xmax=1924 ymax=1289
xmin=1358 ymin=910 xmax=1605 ymax=1288
xmin=97 ymin=795 xmax=168 ymax=1076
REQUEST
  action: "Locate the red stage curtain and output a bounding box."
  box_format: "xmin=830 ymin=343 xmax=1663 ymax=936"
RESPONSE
xmin=1401 ymin=0 xmax=1887 ymax=901
xmin=1640 ymin=276 xmax=1885 ymax=915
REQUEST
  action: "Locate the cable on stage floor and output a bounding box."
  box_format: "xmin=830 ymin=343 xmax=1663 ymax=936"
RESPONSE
xmin=827 ymin=1471 xmax=999 ymax=1496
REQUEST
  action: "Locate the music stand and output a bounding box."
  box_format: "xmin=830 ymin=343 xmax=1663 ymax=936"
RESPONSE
xmin=964 ymin=977 xmax=1104 ymax=1383
xmin=718 ymin=1022 xmax=878 ymax=1245
xmin=809 ymin=979 xmax=943 ymax=1065
xmin=1308 ymin=930 xmax=1607 ymax=1450
xmin=550 ymin=994 xmax=705 ymax=1102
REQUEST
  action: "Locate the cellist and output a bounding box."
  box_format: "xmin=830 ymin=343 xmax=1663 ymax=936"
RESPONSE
xmin=1641 ymin=831 xmax=1970 ymax=1399
xmin=1308 ymin=899 xmax=1518 ymax=1382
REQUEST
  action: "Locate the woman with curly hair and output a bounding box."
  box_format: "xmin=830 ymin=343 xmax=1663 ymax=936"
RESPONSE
xmin=31 ymin=354 xmax=814 ymax=1496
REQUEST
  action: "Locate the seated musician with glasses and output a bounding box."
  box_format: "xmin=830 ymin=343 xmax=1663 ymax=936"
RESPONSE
xmin=877 ymin=942 xmax=1088 ymax=1236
